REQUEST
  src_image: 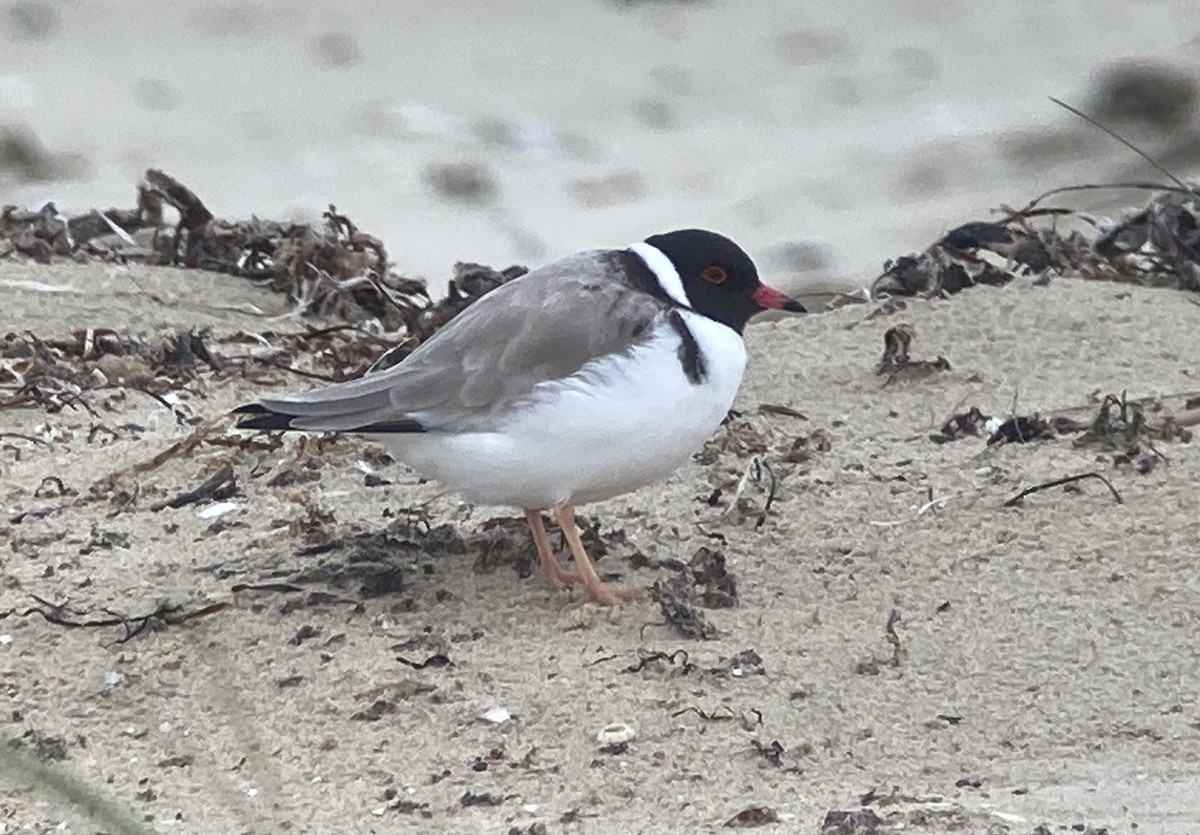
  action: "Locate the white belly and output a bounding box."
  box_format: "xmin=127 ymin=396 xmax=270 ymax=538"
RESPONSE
xmin=382 ymin=312 xmax=747 ymax=508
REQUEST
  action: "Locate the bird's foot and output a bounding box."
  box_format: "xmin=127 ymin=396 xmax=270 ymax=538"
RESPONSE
xmin=579 ymin=578 xmax=643 ymax=606
xmin=541 ymin=561 xmax=580 ymax=589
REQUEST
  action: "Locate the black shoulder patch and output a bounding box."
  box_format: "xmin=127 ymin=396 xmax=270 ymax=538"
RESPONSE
xmin=668 ymin=309 xmax=707 ymax=385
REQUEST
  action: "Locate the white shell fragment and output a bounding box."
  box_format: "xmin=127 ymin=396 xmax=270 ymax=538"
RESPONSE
xmin=595 ymin=722 xmax=638 ymax=745
xmin=990 ymin=811 xmax=1028 ymax=824
xmin=198 ymin=501 xmax=238 ymax=520
xmin=477 ymin=703 xmax=511 ymax=724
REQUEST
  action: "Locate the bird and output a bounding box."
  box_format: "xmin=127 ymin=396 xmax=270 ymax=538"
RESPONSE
xmin=235 ymin=229 xmax=805 ymax=605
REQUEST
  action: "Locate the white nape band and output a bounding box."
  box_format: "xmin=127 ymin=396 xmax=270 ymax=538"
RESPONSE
xmin=627 ymin=241 xmax=692 ymax=309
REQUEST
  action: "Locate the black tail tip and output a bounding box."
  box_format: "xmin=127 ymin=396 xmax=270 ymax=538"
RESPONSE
xmin=233 ymin=402 xmax=294 ymax=431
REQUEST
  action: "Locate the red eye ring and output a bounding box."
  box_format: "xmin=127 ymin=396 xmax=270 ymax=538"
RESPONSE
xmin=701 ymin=265 xmax=727 ymax=284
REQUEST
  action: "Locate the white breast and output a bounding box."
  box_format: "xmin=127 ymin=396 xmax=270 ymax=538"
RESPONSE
xmin=385 ymin=310 xmax=747 ymax=508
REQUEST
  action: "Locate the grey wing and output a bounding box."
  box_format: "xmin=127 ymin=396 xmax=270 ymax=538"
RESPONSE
xmin=236 ymin=250 xmax=667 ymax=433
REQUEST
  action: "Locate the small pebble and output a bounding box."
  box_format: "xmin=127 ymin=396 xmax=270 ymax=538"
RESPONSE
xmin=595 ymin=721 xmax=637 ymax=744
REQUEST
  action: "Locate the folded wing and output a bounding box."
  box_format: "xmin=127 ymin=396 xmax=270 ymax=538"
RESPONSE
xmin=234 ymin=250 xmax=666 ymax=434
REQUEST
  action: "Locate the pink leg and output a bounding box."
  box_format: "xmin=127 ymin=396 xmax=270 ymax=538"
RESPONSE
xmin=552 ymin=501 xmax=641 ymax=606
xmin=524 ymin=507 xmax=579 ymax=588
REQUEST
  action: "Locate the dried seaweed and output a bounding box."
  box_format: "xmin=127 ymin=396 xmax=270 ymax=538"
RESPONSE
xmin=1 ymin=168 xmax=527 ymax=334
xmin=875 ymin=324 xmax=950 ymax=382
xmin=929 ymin=407 xmax=991 ymax=444
xmin=652 ymin=572 xmax=719 ymax=640
xmin=0 ymin=328 xmax=220 ymax=416
xmin=0 ymin=310 xmax=521 ymax=422
xmin=2 ymin=169 xmax=533 ymax=425
xmin=986 ymin=415 xmax=1052 ymax=446
xmin=0 ymin=594 xmax=228 ymax=642
xmin=646 ymin=545 xmax=743 ymax=639
xmin=725 ymin=806 xmax=783 ymax=828
xmin=872 ymin=184 xmax=1200 ymax=299
xmin=928 ymin=392 xmax=1193 ymax=465
xmin=1003 ymin=472 xmax=1124 ymax=507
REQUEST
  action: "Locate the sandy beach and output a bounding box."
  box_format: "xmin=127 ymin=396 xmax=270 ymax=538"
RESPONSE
xmin=5 ymin=0 xmax=1200 ymax=291
xmin=3 ymin=261 xmax=1200 ymax=834
xmin=3 ymin=2 xmax=1200 ymax=834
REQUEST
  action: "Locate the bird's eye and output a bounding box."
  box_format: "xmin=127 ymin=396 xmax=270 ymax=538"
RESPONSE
xmin=701 ymin=266 xmax=727 ymax=284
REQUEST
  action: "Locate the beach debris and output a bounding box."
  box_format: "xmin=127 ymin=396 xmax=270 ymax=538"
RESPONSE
xmin=855 ymin=609 xmax=904 ymax=674
xmin=460 ymin=791 xmax=504 ymax=808
xmin=694 ymin=412 xmax=829 ymax=530
xmin=875 ymin=324 xmax=950 ymax=382
xmin=819 ymin=808 xmax=883 ymax=834
xmin=693 ymin=415 xmax=828 ymax=532
xmin=885 ymin=609 xmax=904 ymax=667
xmin=724 ymin=805 xmax=784 ymax=828
xmin=0 ymin=168 xmax=529 ymax=334
xmin=718 ymin=456 xmax=778 ymax=529
xmin=10 ymin=729 xmax=69 ymax=762
xmin=468 ymin=512 xmax=625 ymax=581
xmin=872 ymin=182 xmax=1200 ymax=298
xmin=986 ymin=415 xmax=1052 ymax=446
xmin=676 ymin=705 xmax=764 ymax=731
xmin=653 ymin=572 xmax=720 ymax=640
xmin=750 ymin=739 xmax=785 ymax=767
xmin=150 ymin=461 xmax=237 ymax=511
xmin=1073 ymin=391 xmax=1193 ymax=448
xmin=1002 ymin=472 xmax=1123 ymax=508
xmin=929 ymin=407 xmax=991 ymax=444
xmin=508 ymin=824 xmax=548 ymax=835
xmin=928 ymin=391 xmax=1194 ymax=453
xmin=595 ymin=721 xmax=638 ymax=745
xmin=477 ymin=703 xmax=511 ymax=725
xmin=696 ymin=417 xmax=772 ymax=463
xmin=872 ymin=225 xmax=1016 ymax=298
xmin=0 ymin=277 xmax=530 ymax=423
xmin=757 ymin=402 xmax=808 ymax=420
xmin=288 ymin=530 xmax=418 ymax=598
xmin=647 ymin=545 xmax=743 ymax=639
xmin=396 ymin=651 xmax=452 ymax=670
xmin=350 ymin=700 xmax=397 ymax=722
xmin=688 ymin=546 xmax=739 ymax=607
xmin=0 ymin=594 xmax=229 ymax=642
xmin=710 ymin=649 xmax=766 ymax=678
xmin=624 ymin=648 xmax=697 ymax=675
xmin=671 ymin=704 xmax=736 ymax=722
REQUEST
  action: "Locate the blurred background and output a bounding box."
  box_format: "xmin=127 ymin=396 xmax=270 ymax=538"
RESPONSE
xmin=2 ymin=0 xmax=1199 ymax=295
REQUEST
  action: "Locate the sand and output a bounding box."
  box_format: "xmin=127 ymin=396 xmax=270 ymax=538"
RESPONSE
xmin=5 ymin=0 xmax=1200 ymax=294
xmin=2 ymin=258 xmax=1200 ymax=834
xmin=5 ymin=1 xmax=1200 ymax=832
